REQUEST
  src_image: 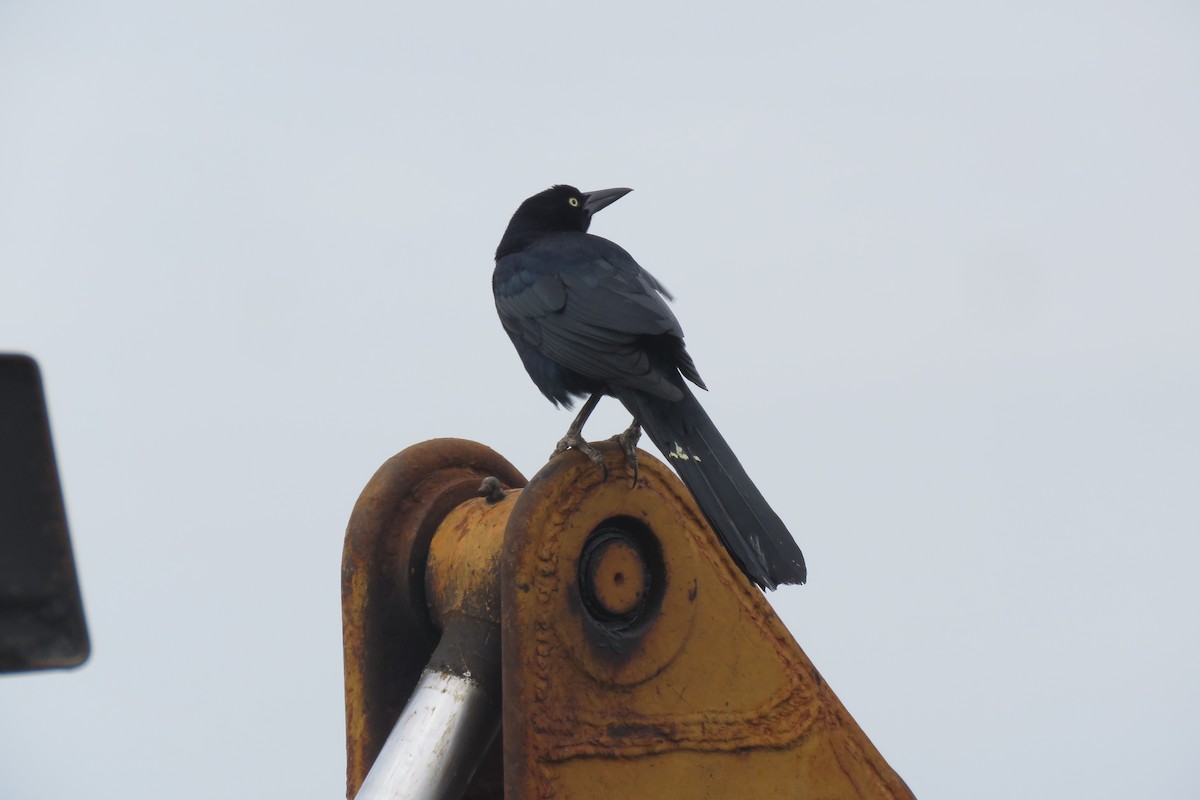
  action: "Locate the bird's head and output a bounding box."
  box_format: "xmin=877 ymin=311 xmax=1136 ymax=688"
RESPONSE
xmin=501 ymin=184 xmax=632 ymax=245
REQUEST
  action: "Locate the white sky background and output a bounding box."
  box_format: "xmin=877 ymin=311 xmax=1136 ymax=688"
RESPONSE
xmin=2 ymin=1 xmax=1198 ymax=797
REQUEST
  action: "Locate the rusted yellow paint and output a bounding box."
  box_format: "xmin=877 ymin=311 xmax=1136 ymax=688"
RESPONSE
xmin=502 ymin=443 xmax=914 ymax=799
xmin=345 ymin=438 xmax=912 ymax=799
xmin=426 ymin=489 xmax=520 ymax=630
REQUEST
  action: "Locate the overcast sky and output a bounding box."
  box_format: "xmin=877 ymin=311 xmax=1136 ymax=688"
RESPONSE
xmin=2 ymin=2 xmax=1198 ymax=798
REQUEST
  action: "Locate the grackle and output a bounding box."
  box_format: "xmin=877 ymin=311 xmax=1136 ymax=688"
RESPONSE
xmin=493 ymin=185 xmax=806 ymax=589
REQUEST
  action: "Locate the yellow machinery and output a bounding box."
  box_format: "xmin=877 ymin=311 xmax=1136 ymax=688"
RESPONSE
xmin=343 ymin=438 xmax=914 ymax=799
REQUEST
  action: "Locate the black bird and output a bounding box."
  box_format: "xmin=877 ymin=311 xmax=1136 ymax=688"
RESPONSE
xmin=492 ymin=184 xmax=806 ymax=589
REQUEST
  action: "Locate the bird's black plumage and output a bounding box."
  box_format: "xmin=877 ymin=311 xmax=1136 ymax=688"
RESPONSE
xmin=493 ymin=184 xmax=806 ymax=589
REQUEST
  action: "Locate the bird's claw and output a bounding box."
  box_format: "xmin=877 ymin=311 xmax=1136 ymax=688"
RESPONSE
xmin=612 ymin=423 xmax=641 ymax=487
xmin=553 ymin=433 xmax=608 ymax=481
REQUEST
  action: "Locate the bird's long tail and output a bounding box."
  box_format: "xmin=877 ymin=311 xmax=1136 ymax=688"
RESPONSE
xmin=619 ymin=386 xmax=807 ymax=589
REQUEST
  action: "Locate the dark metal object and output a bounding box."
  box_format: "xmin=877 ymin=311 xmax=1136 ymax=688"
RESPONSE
xmin=0 ymin=354 xmax=89 ymax=673
xmin=477 ymin=476 xmax=507 ymax=505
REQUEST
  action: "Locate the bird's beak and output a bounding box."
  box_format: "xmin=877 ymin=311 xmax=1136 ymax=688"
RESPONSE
xmin=582 ymin=187 xmax=632 ymax=216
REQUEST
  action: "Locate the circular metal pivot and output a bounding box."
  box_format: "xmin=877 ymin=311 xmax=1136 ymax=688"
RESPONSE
xmin=507 ymin=445 xmax=700 ymax=689
xmin=585 ymin=537 xmax=647 ymax=618
xmin=580 ymin=528 xmax=650 ymax=623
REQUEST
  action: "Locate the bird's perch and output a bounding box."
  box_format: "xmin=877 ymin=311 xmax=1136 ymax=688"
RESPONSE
xmin=343 ymin=438 xmax=913 ymax=799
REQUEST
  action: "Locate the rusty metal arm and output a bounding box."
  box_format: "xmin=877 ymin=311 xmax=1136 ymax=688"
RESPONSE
xmin=353 ymin=467 xmax=516 ymax=800
xmin=344 ymin=439 xmax=914 ymax=799
xmin=342 ymin=440 xmax=522 ymax=800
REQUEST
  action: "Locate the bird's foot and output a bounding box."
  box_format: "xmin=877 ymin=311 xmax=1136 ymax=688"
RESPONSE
xmin=611 ymin=421 xmax=641 ymax=486
xmin=553 ymin=433 xmax=608 ymax=481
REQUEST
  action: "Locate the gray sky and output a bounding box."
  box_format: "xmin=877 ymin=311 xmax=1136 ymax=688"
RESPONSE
xmin=2 ymin=1 xmax=1198 ymax=797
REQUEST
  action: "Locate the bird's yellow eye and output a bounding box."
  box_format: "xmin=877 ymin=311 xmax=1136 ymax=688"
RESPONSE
xmin=568 ymin=197 xmax=580 ymax=207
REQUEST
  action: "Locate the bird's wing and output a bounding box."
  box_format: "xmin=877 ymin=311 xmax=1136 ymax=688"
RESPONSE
xmin=493 ymin=234 xmax=686 ymax=399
